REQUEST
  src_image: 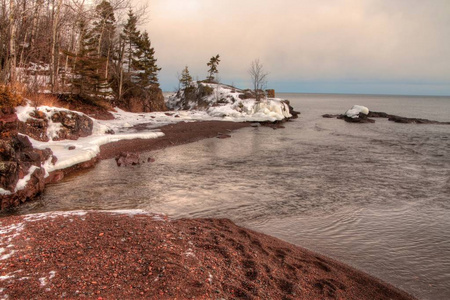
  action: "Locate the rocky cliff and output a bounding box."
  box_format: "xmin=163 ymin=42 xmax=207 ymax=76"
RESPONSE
xmin=0 ymin=105 xmax=95 ymax=210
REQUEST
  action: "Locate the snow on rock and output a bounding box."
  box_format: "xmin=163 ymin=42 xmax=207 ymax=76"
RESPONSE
xmin=13 ymin=103 xmax=165 ymax=178
xmin=14 ymin=165 xmax=40 ymax=192
xmin=16 ymin=104 xmax=93 ymax=141
xmin=27 ymin=130 xmax=164 ymax=174
xmin=167 ymin=82 xmax=292 ymax=122
xmin=345 ymin=105 xmax=370 ymax=119
xmin=207 ymin=99 xmax=291 ymax=122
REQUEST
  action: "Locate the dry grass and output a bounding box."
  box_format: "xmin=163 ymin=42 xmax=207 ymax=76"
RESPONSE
xmin=25 ymin=93 xmax=61 ymax=108
xmin=0 ymin=84 xmax=24 ymax=111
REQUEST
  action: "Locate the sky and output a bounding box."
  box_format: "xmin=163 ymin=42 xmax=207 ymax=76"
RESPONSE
xmin=143 ymin=0 xmax=450 ymax=95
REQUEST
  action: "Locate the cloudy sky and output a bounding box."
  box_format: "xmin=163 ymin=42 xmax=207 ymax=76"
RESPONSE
xmin=144 ymin=0 xmax=449 ymax=95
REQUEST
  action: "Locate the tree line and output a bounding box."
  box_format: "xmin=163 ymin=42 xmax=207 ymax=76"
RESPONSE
xmin=0 ymin=0 xmax=160 ymax=107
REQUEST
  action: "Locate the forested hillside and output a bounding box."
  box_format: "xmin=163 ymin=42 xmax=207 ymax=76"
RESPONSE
xmin=0 ymin=0 xmax=163 ymax=111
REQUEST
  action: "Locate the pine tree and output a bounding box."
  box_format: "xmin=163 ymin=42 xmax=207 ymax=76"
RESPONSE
xmin=133 ymin=31 xmax=161 ymax=88
xmin=180 ymin=66 xmax=193 ymax=89
xmin=90 ymin=0 xmax=116 ymax=98
xmin=206 ymin=54 xmax=220 ymax=82
xmin=70 ymin=19 xmax=106 ymax=99
xmin=121 ymin=9 xmax=140 ymax=74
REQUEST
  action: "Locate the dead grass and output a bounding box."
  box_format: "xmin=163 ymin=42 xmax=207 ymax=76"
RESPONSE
xmin=26 ymin=93 xmax=61 ymax=108
xmin=0 ymin=84 xmax=24 ymax=111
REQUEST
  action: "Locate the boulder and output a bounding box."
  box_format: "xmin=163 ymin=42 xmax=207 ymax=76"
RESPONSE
xmin=18 ymin=116 xmax=49 ymax=142
xmin=0 ymin=132 xmax=53 ymax=210
xmin=51 ymin=111 xmax=93 ymax=140
xmin=115 ymin=152 xmax=141 ymax=167
xmin=281 ymin=100 xmax=300 ymax=119
xmin=18 ymin=109 xmax=94 ymax=141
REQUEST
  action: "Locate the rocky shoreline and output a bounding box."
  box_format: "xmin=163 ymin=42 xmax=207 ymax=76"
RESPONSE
xmin=323 ymin=110 xmax=450 ymax=124
xmin=0 ymin=102 xmax=417 ymax=299
xmin=0 ymin=211 xmax=416 ymax=299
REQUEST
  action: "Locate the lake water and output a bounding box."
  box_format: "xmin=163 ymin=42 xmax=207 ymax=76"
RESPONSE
xmin=5 ymin=93 xmax=450 ymax=299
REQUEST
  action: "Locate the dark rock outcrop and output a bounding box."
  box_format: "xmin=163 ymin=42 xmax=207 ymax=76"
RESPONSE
xmin=115 ymin=152 xmax=140 ymax=167
xmin=266 ymin=89 xmax=275 ymax=98
xmin=323 ymin=111 xmax=449 ymax=125
xmin=0 ymin=128 xmax=53 ymax=210
xmin=368 ymin=111 xmax=450 ymax=124
xmin=50 ymin=110 xmax=93 ymax=140
xmin=344 ymin=113 xmax=375 ymax=123
xmin=122 ymin=87 xmax=167 ymax=113
xmin=18 ymin=108 xmax=94 ymax=141
xmin=18 ymin=110 xmax=49 ymax=141
xmin=282 ymin=100 xmax=300 ymax=119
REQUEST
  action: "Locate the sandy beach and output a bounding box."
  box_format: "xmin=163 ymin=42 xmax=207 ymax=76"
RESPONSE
xmin=0 ymin=211 xmax=416 ymax=299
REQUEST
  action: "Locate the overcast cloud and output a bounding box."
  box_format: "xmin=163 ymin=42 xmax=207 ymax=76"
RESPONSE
xmin=144 ymin=0 xmax=450 ymax=95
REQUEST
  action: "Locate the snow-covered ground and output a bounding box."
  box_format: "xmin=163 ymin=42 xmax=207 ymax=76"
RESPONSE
xmin=2 ymin=89 xmax=292 ymax=196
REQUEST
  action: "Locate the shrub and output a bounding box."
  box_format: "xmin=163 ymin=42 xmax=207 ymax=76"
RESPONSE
xmin=0 ymin=85 xmax=23 ymax=112
xmin=199 ymin=84 xmax=214 ymax=97
xmin=26 ymin=93 xmax=59 ymax=108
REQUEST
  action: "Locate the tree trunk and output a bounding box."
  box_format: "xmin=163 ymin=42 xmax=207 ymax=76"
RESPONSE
xmin=50 ymin=0 xmax=62 ymax=93
xmin=30 ymin=0 xmax=43 ymax=61
xmin=118 ymin=41 xmax=125 ymax=101
xmin=9 ymin=0 xmax=16 ymax=84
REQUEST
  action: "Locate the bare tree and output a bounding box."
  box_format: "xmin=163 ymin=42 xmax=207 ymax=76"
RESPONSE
xmin=248 ymin=58 xmax=268 ymax=101
xmin=8 ymin=0 xmax=16 ymax=84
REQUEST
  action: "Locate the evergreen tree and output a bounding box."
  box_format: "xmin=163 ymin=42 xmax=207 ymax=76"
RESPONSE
xmin=89 ymin=0 xmax=116 ymax=98
xmin=121 ymin=9 xmax=140 ymax=74
xmin=133 ymin=31 xmax=161 ymax=88
xmin=180 ymin=66 xmax=193 ymax=89
xmin=69 ymin=19 xmax=106 ymax=99
xmin=206 ymin=54 xmax=220 ymax=82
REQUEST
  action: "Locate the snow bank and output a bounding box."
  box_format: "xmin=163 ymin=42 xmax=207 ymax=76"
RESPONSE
xmin=207 ymin=99 xmax=291 ymax=122
xmin=11 ymin=103 xmax=165 ymax=194
xmin=16 ymin=104 xmax=88 ymax=141
xmin=28 ymin=130 xmax=164 ymax=174
xmin=167 ymin=82 xmax=292 ymax=122
xmin=345 ymin=105 xmax=369 ymax=118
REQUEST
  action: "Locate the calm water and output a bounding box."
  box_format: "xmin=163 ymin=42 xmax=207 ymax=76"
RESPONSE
xmin=5 ymin=94 xmax=450 ymax=299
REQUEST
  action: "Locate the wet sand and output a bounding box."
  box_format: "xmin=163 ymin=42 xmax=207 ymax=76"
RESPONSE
xmin=99 ymin=121 xmax=251 ymax=160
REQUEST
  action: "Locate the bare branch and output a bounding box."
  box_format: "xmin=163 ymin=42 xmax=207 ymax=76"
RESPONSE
xmin=249 ymin=58 xmax=268 ymax=101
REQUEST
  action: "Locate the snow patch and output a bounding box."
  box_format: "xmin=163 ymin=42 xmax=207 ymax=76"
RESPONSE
xmin=22 ymin=211 xmax=87 ymax=222
xmin=39 ymin=277 xmax=47 ymax=287
xmin=14 ymin=165 xmax=40 ymax=192
xmin=345 ymin=105 xmax=369 ymax=118
xmin=185 ymin=248 xmax=196 ymax=258
xmin=0 ymin=222 xmax=26 ymax=261
xmin=0 ymin=188 xmax=11 ymax=196
xmin=208 ymin=272 xmax=213 ymax=284
xmin=25 ymin=130 xmax=164 ymax=173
